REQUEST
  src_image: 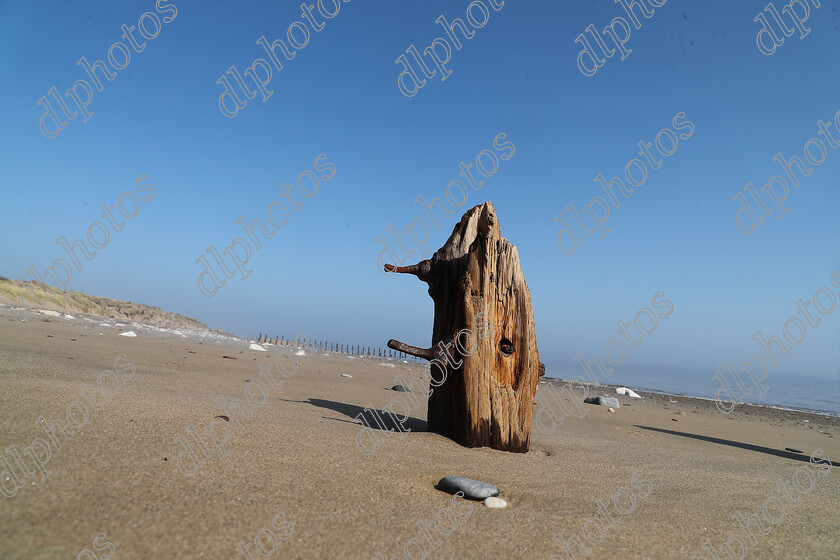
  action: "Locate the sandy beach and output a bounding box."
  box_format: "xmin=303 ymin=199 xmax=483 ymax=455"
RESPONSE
xmin=0 ymin=306 xmax=837 ymax=560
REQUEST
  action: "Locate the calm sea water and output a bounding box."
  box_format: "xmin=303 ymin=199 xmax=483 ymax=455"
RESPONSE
xmin=547 ymin=366 xmax=840 ymax=416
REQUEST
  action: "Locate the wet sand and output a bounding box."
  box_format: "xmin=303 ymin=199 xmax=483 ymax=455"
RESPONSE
xmin=0 ymin=307 xmax=838 ymax=559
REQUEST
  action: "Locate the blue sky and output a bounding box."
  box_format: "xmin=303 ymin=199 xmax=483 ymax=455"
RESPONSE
xmin=1 ymin=0 xmax=838 ymax=396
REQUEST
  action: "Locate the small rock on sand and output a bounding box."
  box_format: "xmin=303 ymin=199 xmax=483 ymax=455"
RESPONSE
xmin=616 ymin=387 xmax=641 ymax=398
xmin=248 ymin=343 xmax=267 ymax=351
xmin=341 ymin=373 xmax=352 ymax=378
xmin=119 ymin=331 xmax=137 ymax=337
xmin=584 ymin=396 xmax=620 ymax=408
xmin=484 ymin=497 xmax=507 ymax=508
xmin=379 ymin=363 xmax=396 ymax=368
xmin=436 ymin=476 xmax=499 ymax=500
xmin=391 ymin=385 xmax=411 ymax=392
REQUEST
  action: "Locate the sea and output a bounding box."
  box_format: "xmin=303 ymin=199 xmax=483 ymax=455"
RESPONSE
xmin=546 ymin=365 xmax=840 ymax=417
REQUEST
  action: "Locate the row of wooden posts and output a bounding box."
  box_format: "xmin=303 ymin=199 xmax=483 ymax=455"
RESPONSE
xmin=256 ymin=334 xmax=415 ymax=360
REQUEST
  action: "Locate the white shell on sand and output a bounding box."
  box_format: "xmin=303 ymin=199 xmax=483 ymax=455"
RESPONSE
xmin=39 ymin=309 xmax=61 ymax=317
xmin=119 ymin=331 xmax=137 ymax=337
xmin=295 ymin=350 xmax=306 ymax=356
xmin=484 ymin=497 xmax=507 ymax=508
xmin=341 ymin=373 xmax=352 ymax=378
xmin=616 ymin=387 xmax=641 ymax=398
xmin=249 ymin=343 xmax=267 ymax=351
xmin=64 ymin=314 xmax=74 ymax=319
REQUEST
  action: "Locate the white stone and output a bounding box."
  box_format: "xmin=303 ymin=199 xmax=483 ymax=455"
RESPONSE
xmin=295 ymin=350 xmax=306 ymax=356
xmin=39 ymin=309 xmax=61 ymax=317
xmin=484 ymin=497 xmax=507 ymax=508
xmin=616 ymin=387 xmax=641 ymax=398
xmin=341 ymin=374 xmax=352 ymax=378
xmin=379 ymin=363 xmax=395 ymax=368
xmin=249 ymin=343 xmax=267 ymax=352
xmin=119 ymin=331 xmax=137 ymax=337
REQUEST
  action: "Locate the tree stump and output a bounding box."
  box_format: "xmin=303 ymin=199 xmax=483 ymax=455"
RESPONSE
xmin=385 ymin=202 xmax=544 ymax=453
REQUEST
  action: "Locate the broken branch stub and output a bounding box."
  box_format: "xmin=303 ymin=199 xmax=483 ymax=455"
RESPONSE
xmin=386 ymin=202 xmax=543 ymax=453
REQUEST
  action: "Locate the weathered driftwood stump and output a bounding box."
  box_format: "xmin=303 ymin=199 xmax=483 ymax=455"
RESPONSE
xmin=385 ymin=202 xmax=544 ymax=453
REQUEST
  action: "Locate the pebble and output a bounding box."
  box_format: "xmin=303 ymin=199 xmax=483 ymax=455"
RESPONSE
xmin=608 ymin=407 xmax=615 ymax=413
xmin=436 ymin=476 xmax=499 ymax=500
xmin=483 ymin=497 xmax=507 ymax=508
xmin=119 ymin=331 xmax=137 ymax=337
xmin=248 ymin=343 xmax=267 ymax=352
xmin=391 ymin=385 xmax=411 ymax=392
xmin=584 ymin=396 xmax=620 ymax=408
xmin=672 ymin=418 xmax=679 ymax=422
xmin=341 ymin=373 xmax=353 ymax=378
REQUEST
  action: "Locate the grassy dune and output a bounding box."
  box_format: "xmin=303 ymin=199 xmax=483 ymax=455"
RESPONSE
xmin=0 ymin=276 xmax=210 ymax=330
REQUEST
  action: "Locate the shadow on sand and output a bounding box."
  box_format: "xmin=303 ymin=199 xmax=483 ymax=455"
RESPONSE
xmin=635 ymin=425 xmax=838 ymax=465
xmin=279 ymin=397 xmax=428 ymax=432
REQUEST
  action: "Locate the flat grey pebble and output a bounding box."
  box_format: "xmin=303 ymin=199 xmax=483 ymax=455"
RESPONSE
xmin=584 ymin=396 xmax=620 ymax=408
xmin=437 ymin=476 xmax=499 ymax=500
xmin=391 ymin=385 xmax=411 ymax=392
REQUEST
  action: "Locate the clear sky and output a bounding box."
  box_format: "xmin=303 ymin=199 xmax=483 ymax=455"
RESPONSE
xmin=1 ymin=1 xmax=838 ymax=396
